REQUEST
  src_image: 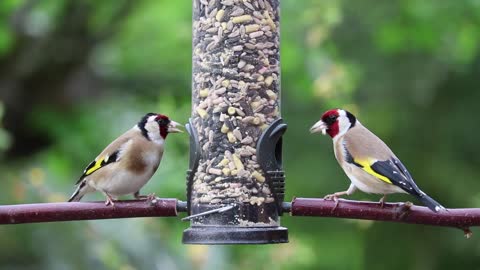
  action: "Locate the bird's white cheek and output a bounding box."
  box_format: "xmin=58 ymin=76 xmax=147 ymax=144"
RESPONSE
xmin=337 ymin=118 xmax=351 ymax=135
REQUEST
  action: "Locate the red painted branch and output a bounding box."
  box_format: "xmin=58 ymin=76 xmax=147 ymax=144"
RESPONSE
xmin=290 ymin=198 xmax=480 ymax=228
xmin=0 ymin=199 xmax=181 ymax=224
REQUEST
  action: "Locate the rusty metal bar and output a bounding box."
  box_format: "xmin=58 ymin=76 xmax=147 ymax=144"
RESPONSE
xmin=290 ymin=198 xmax=480 ymax=228
xmin=0 ymin=199 xmax=182 ymax=224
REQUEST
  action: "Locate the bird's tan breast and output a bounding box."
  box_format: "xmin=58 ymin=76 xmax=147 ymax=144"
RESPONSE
xmin=121 ymin=137 xmax=163 ymax=175
xmin=88 ymin=136 xmax=164 ymax=196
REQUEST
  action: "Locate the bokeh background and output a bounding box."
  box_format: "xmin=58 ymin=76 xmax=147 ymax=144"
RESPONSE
xmin=0 ymin=0 xmax=479 ymax=269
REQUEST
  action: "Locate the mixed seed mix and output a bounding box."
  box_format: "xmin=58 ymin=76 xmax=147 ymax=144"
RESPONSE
xmin=191 ymin=0 xmax=280 ymax=223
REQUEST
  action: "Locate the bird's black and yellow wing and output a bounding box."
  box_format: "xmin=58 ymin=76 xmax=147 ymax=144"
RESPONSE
xmin=341 ymin=124 xmax=444 ymax=212
xmin=345 ymin=149 xmax=444 ymax=211
xmin=76 ymin=150 xmax=120 ymax=184
xmin=345 ymin=148 xmax=421 ymax=194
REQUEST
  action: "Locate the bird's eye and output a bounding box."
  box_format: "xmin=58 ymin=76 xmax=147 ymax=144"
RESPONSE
xmin=157 ymin=118 xmax=168 ymax=126
xmin=323 ymin=114 xmax=337 ymax=125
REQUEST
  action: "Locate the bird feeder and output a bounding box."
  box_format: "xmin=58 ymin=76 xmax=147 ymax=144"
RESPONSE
xmin=182 ymin=0 xmax=287 ymax=244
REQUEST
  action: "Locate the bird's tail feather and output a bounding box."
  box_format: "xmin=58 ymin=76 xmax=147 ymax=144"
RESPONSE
xmin=68 ymin=181 xmax=88 ymax=202
xmin=418 ymin=192 xmax=445 ymax=212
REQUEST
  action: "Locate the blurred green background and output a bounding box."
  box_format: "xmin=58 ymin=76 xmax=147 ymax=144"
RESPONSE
xmin=0 ymin=0 xmax=479 ymax=269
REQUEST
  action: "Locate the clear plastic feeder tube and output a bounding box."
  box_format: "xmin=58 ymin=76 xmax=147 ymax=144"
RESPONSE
xmin=184 ymin=0 xmax=287 ymax=244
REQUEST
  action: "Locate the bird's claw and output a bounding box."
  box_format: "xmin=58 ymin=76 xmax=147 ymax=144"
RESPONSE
xmin=395 ymin=201 xmax=413 ymax=219
xmin=104 ymin=196 xmax=115 ymax=206
xmin=147 ymin=193 xmax=159 ymax=204
xmin=135 ymin=192 xmax=157 ymax=200
xmin=324 ymin=194 xmax=339 ymax=201
xmin=324 ymin=194 xmax=342 ymax=213
xmin=462 ymin=227 xmax=473 ymax=239
xmin=145 ymin=193 xmax=157 ymax=201
xmin=135 ymin=193 xmax=159 ymax=205
xmin=378 ymin=195 xmax=387 ymax=208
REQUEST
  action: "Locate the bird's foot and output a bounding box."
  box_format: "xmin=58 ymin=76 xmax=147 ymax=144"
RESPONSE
xmin=146 ymin=193 xmax=157 ymax=201
xmin=134 ymin=192 xmax=155 ymax=200
xmin=324 ymin=191 xmax=349 ymax=201
xmin=395 ymin=201 xmax=413 ymax=219
xmin=134 ymin=192 xmax=158 ymax=204
xmin=145 ymin=193 xmax=158 ymax=204
xmin=462 ymin=227 xmax=473 ymax=239
xmin=104 ymin=194 xmax=115 ymax=206
xmin=324 ymin=194 xmax=338 ymax=201
xmin=378 ymin=195 xmax=387 ymax=208
xmin=324 ymin=192 xmax=347 ymax=213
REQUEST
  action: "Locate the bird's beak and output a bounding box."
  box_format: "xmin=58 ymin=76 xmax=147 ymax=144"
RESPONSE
xmin=167 ymin=121 xmax=184 ymax=133
xmin=310 ymin=120 xmax=328 ymax=135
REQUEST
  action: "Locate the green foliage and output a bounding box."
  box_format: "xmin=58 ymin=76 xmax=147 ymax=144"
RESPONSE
xmin=0 ymin=103 xmax=10 ymax=154
xmin=0 ymin=25 xmax=13 ymax=55
xmin=0 ymin=0 xmax=480 ymax=270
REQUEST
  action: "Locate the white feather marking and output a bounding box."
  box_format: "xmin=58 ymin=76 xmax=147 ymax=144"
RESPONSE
xmin=336 ymin=110 xmax=353 ymax=137
xmin=143 ymin=115 xmax=165 ymax=145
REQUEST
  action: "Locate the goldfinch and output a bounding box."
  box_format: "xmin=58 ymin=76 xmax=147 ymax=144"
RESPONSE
xmin=310 ymin=109 xmax=445 ymax=212
xmin=68 ymin=113 xmax=183 ymax=206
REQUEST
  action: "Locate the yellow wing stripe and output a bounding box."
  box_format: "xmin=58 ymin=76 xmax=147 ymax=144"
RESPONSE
xmin=355 ymin=159 xmax=393 ymax=184
xmin=85 ymin=156 xmax=106 ymax=175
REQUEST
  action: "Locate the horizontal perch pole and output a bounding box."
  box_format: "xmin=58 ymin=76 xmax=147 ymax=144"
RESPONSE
xmin=1 ymin=197 xmax=479 ymax=236
xmin=0 ymin=199 xmax=185 ymax=224
xmin=289 ymin=198 xmax=480 ymax=232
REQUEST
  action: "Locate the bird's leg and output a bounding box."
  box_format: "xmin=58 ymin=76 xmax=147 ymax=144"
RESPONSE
xmin=379 ymin=194 xmax=387 ymax=208
xmin=134 ymin=191 xmax=147 ymax=199
xmin=102 ymin=192 xmax=115 ymax=206
xmin=134 ymin=191 xmax=157 ymax=201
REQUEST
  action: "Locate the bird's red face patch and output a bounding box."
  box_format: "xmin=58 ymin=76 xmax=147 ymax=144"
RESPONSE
xmin=155 ymin=114 xmax=170 ymax=139
xmin=321 ymin=109 xmax=340 ymax=138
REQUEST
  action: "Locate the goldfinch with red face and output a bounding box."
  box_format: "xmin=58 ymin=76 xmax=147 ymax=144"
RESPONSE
xmin=310 ymin=109 xmax=445 ymax=212
xmin=68 ymin=113 xmax=183 ymax=206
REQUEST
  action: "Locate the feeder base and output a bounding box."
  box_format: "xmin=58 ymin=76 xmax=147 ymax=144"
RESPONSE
xmin=182 ymin=226 xmax=288 ymax=245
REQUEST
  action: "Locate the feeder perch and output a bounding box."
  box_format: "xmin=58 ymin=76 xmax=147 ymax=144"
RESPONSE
xmin=182 ymin=0 xmax=287 ymax=244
